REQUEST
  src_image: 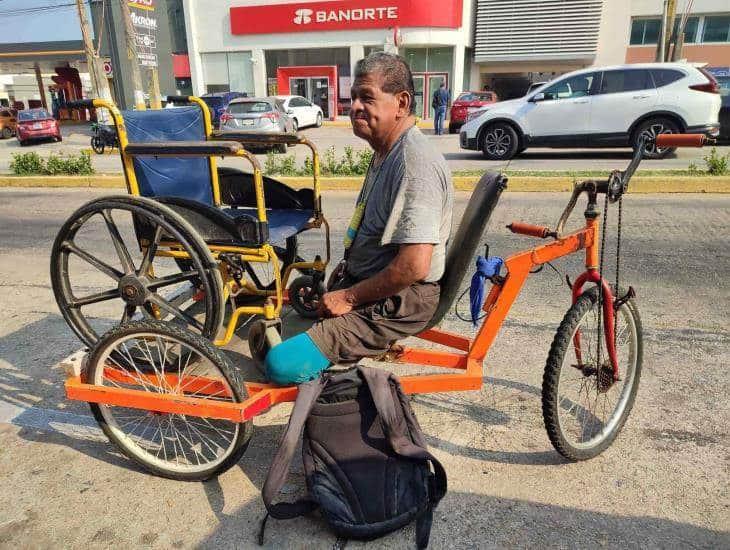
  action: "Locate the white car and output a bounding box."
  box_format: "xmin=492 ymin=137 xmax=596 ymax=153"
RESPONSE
xmin=460 ymin=63 xmax=722 ymax=160
xmin=276 ymin=95 xmax=324 ymax=131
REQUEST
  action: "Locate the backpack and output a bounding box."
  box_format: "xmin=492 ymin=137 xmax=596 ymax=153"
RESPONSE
xmin=260 ymin=366 xmax=447 ymax=548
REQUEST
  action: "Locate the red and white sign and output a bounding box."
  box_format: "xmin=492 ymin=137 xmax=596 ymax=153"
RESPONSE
xmin=230 ymin=0 xmax=463 ymax=35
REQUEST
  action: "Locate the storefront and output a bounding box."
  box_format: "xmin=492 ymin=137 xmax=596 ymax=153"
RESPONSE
xmin=182 ymin=0 xmax=476 ymax=119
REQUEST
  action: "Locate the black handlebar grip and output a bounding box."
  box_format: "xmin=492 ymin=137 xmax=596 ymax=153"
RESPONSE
xmin=66 ymin=99 xmax=95 ymax=109
xmin=166 ymin=95 xmax=192 ymax=104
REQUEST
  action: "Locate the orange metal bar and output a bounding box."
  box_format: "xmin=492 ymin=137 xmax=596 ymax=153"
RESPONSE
xmin=585 ymin=217 xmax=599 ymax=269
xmin=102 ymin=367 xmax=232 ymax=397
xmin=417 ymin=328 xmax=471 ymax=351
xmin=394 ymin=348 xmax=468 ymax=369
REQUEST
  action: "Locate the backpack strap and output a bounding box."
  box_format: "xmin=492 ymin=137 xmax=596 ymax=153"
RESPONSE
xmin=358 ymin=367 xmax=448 ymax=548
xmin=261 ymin=375 xmax=326 ymax=520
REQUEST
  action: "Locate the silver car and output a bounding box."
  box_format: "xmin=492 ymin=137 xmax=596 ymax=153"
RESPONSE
xmin=219 ymin=97 xmax=295 ymax=152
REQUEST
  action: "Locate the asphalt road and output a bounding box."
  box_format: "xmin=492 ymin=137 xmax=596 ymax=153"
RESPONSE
xmin=0 ymin=188 xmax=728 ymax=548
xmin=2 ymin=123 xmax=728 ymax=174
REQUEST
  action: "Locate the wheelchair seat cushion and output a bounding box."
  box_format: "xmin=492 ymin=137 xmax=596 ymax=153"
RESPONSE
xmin=223 ymin=207 xmax=313 ymax=245
xmin=123 ymin=107 xmax=214 ymax=205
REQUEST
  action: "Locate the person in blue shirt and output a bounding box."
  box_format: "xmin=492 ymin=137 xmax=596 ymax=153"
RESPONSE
xmin=432 ymin=82 xmax=450 ymax=136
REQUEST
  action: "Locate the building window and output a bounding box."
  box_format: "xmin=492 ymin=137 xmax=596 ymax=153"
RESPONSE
xmin=702 ymin=15 xmax=730 ymax=43
xmin=630 ymin=18 xmax=661 ymax=45
xmin=201 ymin=52 xmax=254 ymax=94
xmin=674 ymin=16 xmax=699 ymax=43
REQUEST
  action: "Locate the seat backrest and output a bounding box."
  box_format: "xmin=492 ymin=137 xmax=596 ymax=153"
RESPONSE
xmin=426 ymin=172 xmax=507 ymax=329
xmin=122 ymin=106 xmax=214 ymax=205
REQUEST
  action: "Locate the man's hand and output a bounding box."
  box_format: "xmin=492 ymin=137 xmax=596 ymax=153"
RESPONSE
xmin=318 ymin=288 xmax=357 ymax=318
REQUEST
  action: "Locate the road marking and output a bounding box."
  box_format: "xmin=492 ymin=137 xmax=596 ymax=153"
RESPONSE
xmin=0 ymin=399 xmax=104 ymax=441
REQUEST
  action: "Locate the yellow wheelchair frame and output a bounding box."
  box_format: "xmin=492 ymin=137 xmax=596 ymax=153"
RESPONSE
xmin=84 ymin=96 xmax=330 ymax=346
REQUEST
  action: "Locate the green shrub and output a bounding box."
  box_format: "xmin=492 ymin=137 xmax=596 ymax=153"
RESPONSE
xmin=703 ymin=147 xmax=728 ymax=176
xmin=9 ymin=152 xmax=44 ymax=175
xmin=263 ymin=147 xmax=373 ymax=177
xmin=9 ymin=151 xmax=94 ymax=176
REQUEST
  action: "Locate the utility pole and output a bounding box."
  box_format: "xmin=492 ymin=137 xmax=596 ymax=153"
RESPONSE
xmin=120 ymin=0 xmax=147 ymax=110
xmin=149 ymin=68 xmax=162 ymax=109
xmin=75 ymin=0 xmax=112 ymax=121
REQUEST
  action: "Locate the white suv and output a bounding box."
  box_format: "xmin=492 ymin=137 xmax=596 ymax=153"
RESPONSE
xmin=460 ymin=63 xmax=721 ymax=160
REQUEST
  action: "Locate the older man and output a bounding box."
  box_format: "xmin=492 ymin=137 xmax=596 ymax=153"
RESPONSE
xmin=264 ymin=52 xmax=454 ymax=385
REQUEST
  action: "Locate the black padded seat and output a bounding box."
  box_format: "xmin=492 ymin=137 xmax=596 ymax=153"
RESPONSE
xmin=211 ymin=130 xmax=302 ymax=145
xmin=125 ymin=141 xmax=242 ymax=156
xmin=426 ymin=172 xmax=507 ymax=329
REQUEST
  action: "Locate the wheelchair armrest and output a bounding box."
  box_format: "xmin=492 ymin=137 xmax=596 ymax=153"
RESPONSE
xmin=124 ymin=141 xmax=243 ymax=157
xmin=211 ymin=130 xmax=302 ymax=145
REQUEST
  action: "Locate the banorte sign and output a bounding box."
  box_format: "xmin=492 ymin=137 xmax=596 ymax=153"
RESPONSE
xmin=230 ymin=0 xmax=462 ymax=35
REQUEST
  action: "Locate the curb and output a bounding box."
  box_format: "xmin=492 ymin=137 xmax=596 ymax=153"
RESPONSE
xmin=1 ymin=174 xmax=729 ymax=193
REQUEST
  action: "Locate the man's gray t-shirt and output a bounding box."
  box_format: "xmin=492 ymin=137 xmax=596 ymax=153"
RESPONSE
xmin=346 ymin=126 xmax=453 ymax=283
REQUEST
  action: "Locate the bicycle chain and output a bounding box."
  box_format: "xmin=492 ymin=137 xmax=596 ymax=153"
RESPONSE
xmin=596 ymin=190 xmax=610 ymax=369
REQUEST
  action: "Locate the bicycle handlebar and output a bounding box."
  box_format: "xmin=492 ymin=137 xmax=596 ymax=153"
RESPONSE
xmin=656 ymin=133 xmax=706 ymax=148
xmin=66 ymin=99 xmax=95 ymax=109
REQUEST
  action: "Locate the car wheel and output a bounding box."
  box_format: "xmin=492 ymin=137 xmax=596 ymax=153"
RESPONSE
xmin=448 ymin=124 xmax=458 ymax=134
xmin=1 ymin=127 xmax=12 ymax=139
xmin=481 ymin=122 xmax=519 ymax=160
xmin=276 ymin=143 xmax=287 ymax=154
xmin=56 ymin=136 xmax=63 ymax=143
xmin=18 ymin=139 xmax=26 ymax=146
xmin=315 ymin=112 xmax=323 ymax=127
xmin=292 ymin=118 xmax=299 ymax=132
xmin=632 ymin=117 xmax=679 ymax=159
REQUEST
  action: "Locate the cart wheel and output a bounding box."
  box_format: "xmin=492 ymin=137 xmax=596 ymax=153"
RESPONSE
xmin=1 ymin=127 xmax=12 ymax=139
xmin=542 ymin=287 xmax=642 ymax=461
xmin=247 ymin=319 xmax=282 ymax=369
xmin=91 ymin=135 xmax=105 ymax=154
xmin=87 ymin=321 xmax=253 ymax=481
xmin=51 ymin=195 xmax=225 ymax=347
xmin=288 ymin=275 xmax=324 ymax=319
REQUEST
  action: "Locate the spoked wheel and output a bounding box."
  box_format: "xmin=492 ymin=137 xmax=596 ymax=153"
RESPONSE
xmin=481 ymin=122 xmax=519 ymax=160
xmin=91 ymin=135 xmax=105 ymax=154
xmin=51 ymin=195 xmax=225 ymax=347
xmin=87 ymin=321 xmax=253 ymax=480
xmin=542 ymin=287 xmax=642 ymax=461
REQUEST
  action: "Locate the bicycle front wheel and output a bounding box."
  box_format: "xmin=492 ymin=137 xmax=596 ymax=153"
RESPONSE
xmin=542 ymin=287 xmax=642 ymax=461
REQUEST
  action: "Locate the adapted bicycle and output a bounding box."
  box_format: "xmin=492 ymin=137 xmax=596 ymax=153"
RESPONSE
xmin=55 ymin=132 xmax=710 ymax=480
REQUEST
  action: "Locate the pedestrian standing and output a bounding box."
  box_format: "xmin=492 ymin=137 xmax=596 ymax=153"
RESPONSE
xmin=432 ymin=82 xmax=450 ymax=136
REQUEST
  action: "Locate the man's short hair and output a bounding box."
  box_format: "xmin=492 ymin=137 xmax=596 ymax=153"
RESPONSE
xmin=354 ymin=52 xmax=416 ymax=114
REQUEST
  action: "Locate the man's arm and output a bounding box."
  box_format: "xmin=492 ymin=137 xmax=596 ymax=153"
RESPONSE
xmin=318 ymin=243 xmax=434 ymax=317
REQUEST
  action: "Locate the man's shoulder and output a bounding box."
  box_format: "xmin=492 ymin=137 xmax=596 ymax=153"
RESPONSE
xmin=400 ymin=127 xmax=451 ymax=179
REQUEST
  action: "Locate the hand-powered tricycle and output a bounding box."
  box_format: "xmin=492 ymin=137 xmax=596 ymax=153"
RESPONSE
xmin=50 ymin=99 xmax=709 ymax=480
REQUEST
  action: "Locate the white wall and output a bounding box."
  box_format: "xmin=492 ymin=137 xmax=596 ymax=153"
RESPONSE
xmin=631 ymin=0 xmax=730 ymax=17
xmin=594 ymin=0 xmax=632 ymax=66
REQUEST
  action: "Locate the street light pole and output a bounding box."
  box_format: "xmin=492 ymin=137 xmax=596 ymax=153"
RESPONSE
xmin=75 ymin=0 xmax=113 ymax=121
xmin=119 ymin=0 xmax=147 ymax=110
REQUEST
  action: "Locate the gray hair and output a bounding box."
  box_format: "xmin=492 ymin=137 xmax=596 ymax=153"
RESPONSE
xmin=354 ymin=52 xmax=415 ymax=114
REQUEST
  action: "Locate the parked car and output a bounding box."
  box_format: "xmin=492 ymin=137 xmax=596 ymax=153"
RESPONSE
xmin=201 ymin=92 xmax=247 ymax=126
xmin=460 ymin=63 xmax=721 ymax=160
xmin=719 ymin=93 xmax=730 ymax=142
xmin=16 ymin=108 xmax=61 ymax=146
xmin=448 ymin=91 xmax=498 ymax=134
xmin=276 ymin=95 xmax=324 ymax=131
xmin=0 ymin=108 xmax=17 ymax=138
xmin=219 ymin=97 xmax=295 ymax=153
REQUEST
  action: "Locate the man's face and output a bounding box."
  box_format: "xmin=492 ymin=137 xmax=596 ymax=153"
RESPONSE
xmin=350 ymin=71 xmax=408 ymax=145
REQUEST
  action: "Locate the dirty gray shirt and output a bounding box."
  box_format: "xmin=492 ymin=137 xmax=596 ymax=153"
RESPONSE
xmin=346 ymin=126 xmax=453 ymax=283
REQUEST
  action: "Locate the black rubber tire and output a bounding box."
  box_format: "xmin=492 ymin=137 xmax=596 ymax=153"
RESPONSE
xmin=18 ymin=139 xmax=26 ymax=146
xmin=288 ymin=275 xmax=324 ymax=319
xmin=448 ymin=123 xmax=458 ymax=134
xmin=87 ymin=320 xmax=253 ymax=481
xmin=481 ymin=122 xmax=519 ymax=160
xmin=1 ymin=127 xmax=12 ymax=139
xmin=542 ymin=287 xmax=643 ymax=461
xmin=91 ymin=135 xmax=105 ymax=154
xmin=291 ymin=118 xmax=299 ymax=132
xmin=56 ymin=136 xmax=63 ymax=143
xmin=315 ymin=112 xmax=323 ymax=127
xmin=632 ymin=117 xmax=679 ymax=159
xmin=276 ymin=143 xmax=287 ymax=154
xmin=50 ymin=195 xmax=225 ymax=347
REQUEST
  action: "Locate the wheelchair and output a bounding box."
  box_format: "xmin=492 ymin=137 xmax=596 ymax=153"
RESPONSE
xmin=51 ymin=96 xmax=330 ymax=349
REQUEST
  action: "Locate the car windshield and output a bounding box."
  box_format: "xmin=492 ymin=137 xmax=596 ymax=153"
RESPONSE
xmin=457 ymin=92 xmax=494 ymax=102
xmin=18 ymin=110 xmax=51 ymax=121
xmin=228 ymin=101 xmax=272 ymax=114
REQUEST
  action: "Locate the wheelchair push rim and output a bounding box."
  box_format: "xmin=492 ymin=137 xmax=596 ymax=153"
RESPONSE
xmin=51 ymin=195 xmax=225 ymax=348
xmin=87 ymin=321 xmax=252 ymax=480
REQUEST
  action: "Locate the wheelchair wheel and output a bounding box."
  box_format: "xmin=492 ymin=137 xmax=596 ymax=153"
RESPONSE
xmin=51 ymin=195 xmax=225 ymax=347
xmin=288 ymin=275 xmax=324 ymax=319
xmin=91 ymin=135 xmax=105 ymax=154
xmin=87 ymin=320 xmax=253 ymax=481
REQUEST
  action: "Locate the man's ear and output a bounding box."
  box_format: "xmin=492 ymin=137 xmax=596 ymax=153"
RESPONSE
xmin=395 ymin=90 xmax=412 ymax=118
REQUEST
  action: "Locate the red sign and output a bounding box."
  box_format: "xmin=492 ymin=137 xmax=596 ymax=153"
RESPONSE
xmin=230 ymin=0 xmax=462 ymax=35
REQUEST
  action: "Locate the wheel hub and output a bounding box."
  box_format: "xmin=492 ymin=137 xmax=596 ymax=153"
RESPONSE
xmin=596 ymin=363 xmax=615 ymax=393
xmin=118 ymin=275 xmax=149 ymax=306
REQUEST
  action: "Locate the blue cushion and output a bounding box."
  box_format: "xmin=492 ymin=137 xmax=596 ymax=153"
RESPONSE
xmin=122 ymin=107 xmax=214 ymax=205
xmin=223 ymin=208 xmax=313 ymax=245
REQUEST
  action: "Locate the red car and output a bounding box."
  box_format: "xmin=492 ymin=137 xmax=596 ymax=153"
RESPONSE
xmin=16 ymin=108 xmax=61 ymax=146
xmin=448 ymin=91 xmax=498 ymax=134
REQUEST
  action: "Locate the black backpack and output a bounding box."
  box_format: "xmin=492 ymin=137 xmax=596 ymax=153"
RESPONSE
xmin=260 ymin=366 xmax=447 ymax=548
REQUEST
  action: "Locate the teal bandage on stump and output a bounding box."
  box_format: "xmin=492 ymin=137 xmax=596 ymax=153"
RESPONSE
xmin=265 ymin=333 xmax=331 ymax=385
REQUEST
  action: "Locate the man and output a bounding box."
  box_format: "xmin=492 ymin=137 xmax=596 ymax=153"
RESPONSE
xmin=264 ymin=52 xmax=454 ymax=385
xmin=432 ymin=82 xmax=450 ymax=136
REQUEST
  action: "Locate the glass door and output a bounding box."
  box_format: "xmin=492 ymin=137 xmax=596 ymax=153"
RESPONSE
xmin=413 ymin=75 xmax=425 ymax=119
xmin=311 ymin=77 xmax=330 ymax=118
xmin=426 ymin=73 xmax=449 ymax=119
xmin=290 ymin=78 xmax=309 ymax=98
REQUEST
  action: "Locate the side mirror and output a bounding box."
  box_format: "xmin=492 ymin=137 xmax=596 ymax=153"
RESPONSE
xmin=287 ymin=109 xmax=294 ymax=115
xmin=530 ymin=92 xmax=545 ymax=103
